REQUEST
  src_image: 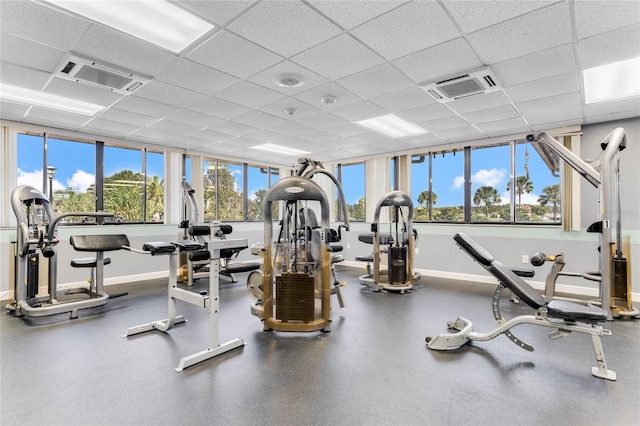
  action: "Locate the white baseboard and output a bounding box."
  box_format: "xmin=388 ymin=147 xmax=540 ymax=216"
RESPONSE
xmin=341 ymin=261 xmax=639 ymax=303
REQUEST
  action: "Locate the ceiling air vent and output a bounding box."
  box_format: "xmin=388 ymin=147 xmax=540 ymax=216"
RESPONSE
xmin=55 ymin=54 xmax=149 ymax=95
xmin=420 ymin=67 xmax=502 ymax=102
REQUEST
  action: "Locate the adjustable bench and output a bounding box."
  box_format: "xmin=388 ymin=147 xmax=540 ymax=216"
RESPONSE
xmin=426 ymin=232 xmax=616 ymax=381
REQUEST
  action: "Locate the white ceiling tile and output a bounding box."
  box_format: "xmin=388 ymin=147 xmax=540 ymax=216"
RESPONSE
xmin=0 ymin=1 xmax=91 ymax=51
xmin=433 ymin=126 xmax=486 ymax=143
xmin=259 ymin=98 xmax=321 ymax=121
xmin=584 ymin=109 xmax=640 ymax=125
xmin=308 ymin=0 xmax=407 ymax=30
xmin=461 ymin=105 xmax=520 ymax=124
xmin=475 ymin=117 xmax=531 ymax=137
xmin=1 ymin=100 xmax=29 ymax=118
xmin=395 ymin=103 xmax=456 ymax=124
xmin=293 ymin=82 xmax=363 ymax=110
xmin=228 ymin=1 xmax=341 ymax=57
xmin=442 ymin=0 xmax=558 ymax=34
xmin=148 ymin=119 xmax=202 ymax=135
xmin=393 ymin=38 xmax=483 ymax=84
xmin=291 ymin=34 xmax=384 ymax=80
xmin=525 ymin=108 xmax=583 ymax=126
xmin=232 ymin=111 xmax=288 ymax=128
xmin=400 ymin=132 xmax=445 ymax=147
xmin=578 ymin=24 xmax=640 ymax=69
xmin=529 ymin=117 xmax=584 ymax=131
xmin=313 ymin=148 xmax=359 ymax=162
xmin=266 ymin=121 xmax=316 ymax=137
xmin=249 ymin=61 xmax=328 ymax=95
xmin=0 ymin=62 xmax=51 ymax=90
xmin=208 ymin=121 xmax=260 ymax=137
xmin=81 ymin=118 xmax=141 ymax=135
xmin=295 ymin=112 xmax=349 ymax=130
xmin=216 ymin=81 xmax=285 ymax=109
xmin=504 ymin=73 xmax=579 ymax=104
xmin=446 ymin=91 xmax=512 ymax=115
xmin=128 ymin=128 xmax=182 ymax=143
xmin=166 ymin=110 xmax=223 ymax=128
xmin=492 ymin=44 xmax=577 ymax=87
xmin=350 ymin=132 xmax=394 ymax=145
xmin=328 ymin=101 xmax=388 ymax=122
xmin=26 ymin=106 xmax=91 ymax=127
xmin=516 ymin=92 xmax=582 ymax=116
xmin=370 ymin=86 xmax=437 ymax=112
xmin=337 ymin=63 xmax=414 ymax=100
xmin=187 ymin=97 xmax=251 ymax=120
xmin=419 ymin=116 xmax=470 ymax=133
xmin=467 ymin=2 xmax=572 ymax=64
xmin=114 ymin=97 xmax=180 ymax=118
xmin=342 ymin=144 xmax=385 ymax=155
xmin=186 ymin=31 xmax=283 ymax=79
xmin=45 ymin=77 xmax=123 ymax=106
xmin=323 ymin=123 xmax=370 ymax=138
xmin=132 ymin=80 xmax=207 ymax=109
xmin=583 ymin=97 xmax=640 ymax=118
xmin=155 ymin=59 xmax=239 ymax=96
xmin=317 ymin=138 xmax=362 ymax=149
xmin=0 ymin=32 xmax=66 ymax=73
xmin=74 ymin=25 xmax=176 ymax=77
xmin=574 ymin=1 xmax=640 ymax=40
xmin=189 ymin=128 xmax=236 ymax=142
xmin=297 ymin=130 xmax=340 ymax=143
xmin=368 ymin=138 xmax=412 ymax=152
xmin=352 ymin=1 xmax=460 ymax=60
xmin=172 ymin=0 xmax=257 ymax=26
xmin=245 ymin=130 xmax=289 ymax=143
xmin=98 ymin=108 xmax=158 ymax=127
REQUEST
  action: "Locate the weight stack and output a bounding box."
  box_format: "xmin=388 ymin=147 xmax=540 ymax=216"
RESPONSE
xmin=27 ymin=252 xmax=39 ymax=299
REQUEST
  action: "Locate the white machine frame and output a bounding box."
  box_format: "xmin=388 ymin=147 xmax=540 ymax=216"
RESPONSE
xmin=124 ymin=237 xmax=247 ymax=371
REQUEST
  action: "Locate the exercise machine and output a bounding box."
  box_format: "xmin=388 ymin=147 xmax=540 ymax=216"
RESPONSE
xmin=357 ymin=191 xmax=420 ymax=293
xmin=7 ymin=185 xmax=125 ymax=319
xmin=526 ymin=128 xmax=636 ymax=319
xmin=426 ymin=232 xmax=616 ymax=381
xmin=123 ymin=231 xmax=247 ymax=371
xmin=179 ymin=178 xmax=260 ymax=285
xmin=252 ymin=176 xmax=333 ymax=332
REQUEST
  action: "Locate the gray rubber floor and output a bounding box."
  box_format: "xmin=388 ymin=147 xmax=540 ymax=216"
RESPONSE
xmin=1 ymin=267 xmax=638 ymax=425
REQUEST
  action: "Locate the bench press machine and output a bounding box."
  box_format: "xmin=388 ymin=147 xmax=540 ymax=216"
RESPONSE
xmin=426 ymin=232 xmax=616 ymax=381
xmin=123 ymin=235 xmax=247 ymax=371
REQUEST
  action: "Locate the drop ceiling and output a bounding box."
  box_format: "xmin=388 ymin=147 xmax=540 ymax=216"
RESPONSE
xmin=1 ymin=0 xmax=639 ymax=166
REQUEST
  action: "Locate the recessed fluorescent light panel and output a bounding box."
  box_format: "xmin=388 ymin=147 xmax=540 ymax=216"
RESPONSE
xmin=584 ymin=57 xmax=640 ymax=104
xmin=356 ymin=114 xmax=427 ymax=138
xmin=250 ymin=143 xmax=310 ymax=156
xmin=0 ymin=84 xmax=103 ymax=116
xmin=42 ymin=0 xmax=214 ymax=53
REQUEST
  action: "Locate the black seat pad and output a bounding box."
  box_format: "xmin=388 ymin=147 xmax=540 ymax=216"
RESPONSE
xmin=358 ymin=233 xmax=393 ymax=245
xmin=143 ymin=241 xmax=176 ymax=254
xmin=171 ymin=240 xmax=203 ymax=252
xmin=71 ymin=257 xmax=112 ymax=268
xmin=224 ymin=262 xmax=261 ymax=274
xmin=488 ymin=261 xmax=546 ymax=309
xmin=547 ymin=300 xmax=607 ymax=322
xmin=454 ymin=233 xmax=494 ymax=266
xmin=356 ymin=254 xmax=374 ymax=262
xmin=70 ymin=234 xmax=129 ymax=252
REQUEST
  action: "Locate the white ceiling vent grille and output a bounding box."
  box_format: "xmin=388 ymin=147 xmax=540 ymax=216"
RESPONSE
xmin=420 ymin=67 xmax=502 ymax=102
xmin=55 ymin=54 xmax=149 ymax=94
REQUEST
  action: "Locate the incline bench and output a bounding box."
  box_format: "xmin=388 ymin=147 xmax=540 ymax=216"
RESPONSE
xmin=426 ymin=232 xmax=616 ymax=381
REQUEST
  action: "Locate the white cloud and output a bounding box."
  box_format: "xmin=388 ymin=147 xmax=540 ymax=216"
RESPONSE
xmin=499 ymin=191 xmax=540 ymax=205
xmin=17 ymin=168 xmax=44 ymax=189
xmin=472 ymin=168 xmax=506 ymax=187
xmin=451 ymin=168 xmax=507 ymax=190
xmin=67 ymin=170 xmax=95 ymax=192
xmin=451 ymin=175 xmax=465 ymax=190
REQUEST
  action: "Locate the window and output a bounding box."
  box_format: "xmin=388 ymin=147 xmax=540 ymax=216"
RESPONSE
xmin=432 ymin=150 xmax=464 ymax=222
xmin=514 ymin=140 xmax=561 ymax=223
xmin=17 ymin=133 xmax=44 ymax=193
xmin=246 ymin=165 xmax=268 ymax=221
xmin=411 ymin=155 xmax=431 ymax=221
xmin=338 ymin=162 xmax=365 ymax=221
xmin=104 ymin=145 xmax=144 ymax=222
xmin=203 ymin=159 xmax=244 ymax=221
xmin=145 ymin=151 xmax=164 ymax=223
xmin=470 ymin=144 xmax=509 ymax=222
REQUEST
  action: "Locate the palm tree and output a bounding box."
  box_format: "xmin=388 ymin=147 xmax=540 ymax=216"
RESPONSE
xmin=473 ymin=186 xmax=501 ymax=218
xmin=507 ymin=175 xmax=534 ymax=206
xmin=538 ymin=184 xmax=560 ymax=222
xmin=417 ymin=190 xmax=437 ymax=207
